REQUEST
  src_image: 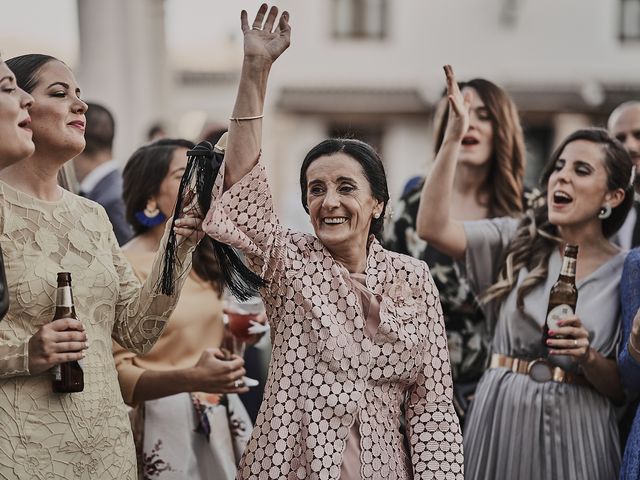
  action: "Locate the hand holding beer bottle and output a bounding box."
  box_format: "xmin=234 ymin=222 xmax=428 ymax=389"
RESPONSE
xmin=28 ymin=272 xmax=88 ymax=385
xmin=544 ymin=245 xmax=592 ymax=363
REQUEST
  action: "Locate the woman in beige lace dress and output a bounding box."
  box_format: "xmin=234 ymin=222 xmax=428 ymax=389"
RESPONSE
xmin=0 ymin=57 xmax=34 ymax=320
xmin=202 ymin=6 xmax=463 ymax=479
xmin=0 ymin=54 xmax=202 ymax=479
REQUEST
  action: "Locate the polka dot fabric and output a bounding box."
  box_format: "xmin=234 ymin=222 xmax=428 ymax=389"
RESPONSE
xmin=203 ymin=161 xmax=463 ymax=479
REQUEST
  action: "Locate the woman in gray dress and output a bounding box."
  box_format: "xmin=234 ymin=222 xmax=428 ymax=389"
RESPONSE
xmin=416 ymin=65 xmax=634 ymax=479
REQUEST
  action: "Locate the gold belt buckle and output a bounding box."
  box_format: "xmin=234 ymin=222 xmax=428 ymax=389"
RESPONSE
xmin=527 ymin=358 xmax=553 ymax=383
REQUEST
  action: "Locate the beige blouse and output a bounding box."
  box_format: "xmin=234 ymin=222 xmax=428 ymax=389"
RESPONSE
xmin=113 ymin=250 xmax=224 ymax=405
xmin=203 ymin=161 xmax=463 ymax=480
xmin=0 ymin=181 xmax=193 ymax=479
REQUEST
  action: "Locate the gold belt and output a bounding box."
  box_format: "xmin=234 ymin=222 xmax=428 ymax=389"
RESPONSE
xmin=490 ymin=353 xmax=590 ymax=386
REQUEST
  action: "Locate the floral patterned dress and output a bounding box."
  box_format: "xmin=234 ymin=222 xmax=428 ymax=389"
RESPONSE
xmin=113 ymin=251 xmax=252 ymax=480
xmin=0 ymin=181 xmax=193 ymax=479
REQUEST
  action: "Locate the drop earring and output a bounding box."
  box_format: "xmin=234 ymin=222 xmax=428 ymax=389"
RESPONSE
xmin=135 ymin=200 xmax=166 ymax=227
xmin=598 ymin=204 xmax=612 ymax=219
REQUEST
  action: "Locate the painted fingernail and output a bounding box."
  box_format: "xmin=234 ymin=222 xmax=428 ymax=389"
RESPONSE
xmin=546 ymin=339 xmax=552 ymax=345
xmin=548 ymin=330 xmax=555 ymax=336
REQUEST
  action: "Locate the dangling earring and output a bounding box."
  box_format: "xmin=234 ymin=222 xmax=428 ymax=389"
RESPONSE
xmin=373 ymin=212 xmax=381 ymax=219
xmin=598 ymin=204 xmax=612 ymax=219
xmin=135 ymin=200 xmax=166 ymax=227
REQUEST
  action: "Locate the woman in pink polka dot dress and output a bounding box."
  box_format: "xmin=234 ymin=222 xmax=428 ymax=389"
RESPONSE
xmin=203 ymin=5 xmax=463 ymax=479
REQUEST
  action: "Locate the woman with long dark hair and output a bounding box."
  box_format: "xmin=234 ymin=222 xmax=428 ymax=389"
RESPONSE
xmin=113 ymin=138 xmax=251 ymax=479
xmin=385 ymin=76 xmax=526 ymax=420
xmin=417 ymin=65 xmax=633 ymax=479
xmin=0 ymin=54 xmax=202 ymax=478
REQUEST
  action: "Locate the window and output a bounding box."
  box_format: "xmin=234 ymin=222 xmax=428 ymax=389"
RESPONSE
xmin=620 ymin=0 xmax=640 ymax=41
xmin=332 ymin=0 xmax=387 ymax=39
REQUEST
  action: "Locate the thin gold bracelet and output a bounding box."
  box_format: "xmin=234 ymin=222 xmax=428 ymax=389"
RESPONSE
xmin=629 ymin=334 xmax=640 ymax=358
xmin=229 ymin=114 xmax=264 ymax=124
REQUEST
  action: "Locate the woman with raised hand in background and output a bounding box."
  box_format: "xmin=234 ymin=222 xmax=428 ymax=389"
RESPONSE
xmin=417 ymin=65 xmax=633 ymax=480
xmin=385 ymin=76 xmax=526 ymax=421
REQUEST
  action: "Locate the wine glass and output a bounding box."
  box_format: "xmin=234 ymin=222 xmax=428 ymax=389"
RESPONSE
xmin=223 ymin=296 xmax=267 ymax=387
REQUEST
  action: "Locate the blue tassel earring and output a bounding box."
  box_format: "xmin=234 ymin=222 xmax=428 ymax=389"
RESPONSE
xmin=135 ymin=201 xmax=166 ymax=228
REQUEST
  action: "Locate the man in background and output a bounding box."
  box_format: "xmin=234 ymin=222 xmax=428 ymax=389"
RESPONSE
xmin=609 ymin=101 xmax=640 ymax=250
xmin=74 ymin=102 xmax=133 ymax=245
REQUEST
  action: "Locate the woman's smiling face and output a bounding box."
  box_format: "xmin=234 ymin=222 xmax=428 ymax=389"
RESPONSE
xmin=305 ymin=152 xmax=383 ymax=256
xmin=27 ymin=60 xmax=88 ymax=159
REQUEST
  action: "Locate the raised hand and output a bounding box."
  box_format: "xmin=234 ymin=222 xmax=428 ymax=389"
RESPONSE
xmin=240 ymin=4 xmax=291 ymax=64
xmin=442 ymin=64 xmax=471 ymax=143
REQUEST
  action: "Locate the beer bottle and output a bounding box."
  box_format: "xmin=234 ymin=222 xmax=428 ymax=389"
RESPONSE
xmin=52 ymin=272 xmax=84 ymax=393
xmin=543 ymin=244 xmax=578 ymax=345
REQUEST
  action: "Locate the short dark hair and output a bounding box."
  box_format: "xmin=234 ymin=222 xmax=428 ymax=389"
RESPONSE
xmin=83 ymin=102 xmax=115 ymax=155
xmin=147 ymin=122 xmax=166 ymax=141
xmin=299 ymin=138 xmax=390 ymax=239
xmin=5 ymin=54 xmax=58 ymax=93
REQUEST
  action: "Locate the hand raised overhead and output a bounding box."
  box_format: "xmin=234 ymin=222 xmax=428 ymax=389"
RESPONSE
xmin=443 ymin=64 xmax=471 ymax=143
xmin=241 ymin=4 xmax=291 ymax=64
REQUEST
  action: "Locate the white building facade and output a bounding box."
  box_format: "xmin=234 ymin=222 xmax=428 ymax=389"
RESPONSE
xmin=73 ymin=0 xmax=640 ymax=229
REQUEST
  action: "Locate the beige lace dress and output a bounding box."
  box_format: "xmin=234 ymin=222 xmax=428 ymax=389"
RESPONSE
xmin=203 ymin=161 xmax=463 ymax=480
xmin=0 ymin=180 xmax=193 ymax=480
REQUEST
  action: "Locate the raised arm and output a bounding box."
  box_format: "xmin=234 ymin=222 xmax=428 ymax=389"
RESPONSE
xmin=223 ymin=4 xmax=291 ymax=190
xmin=415 ymin=65 xmax=469 ymax=260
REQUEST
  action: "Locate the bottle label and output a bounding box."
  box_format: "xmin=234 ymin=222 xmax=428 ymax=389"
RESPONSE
xmin=52 ymin=365 xmax=61 ymax=381
xmin=546 ymin=304 xmax=574 ymax=331
xmin=55 ymin=286 xmax=73 ymax=308
xmin=560 ymin=257 xmax=576 ymax=277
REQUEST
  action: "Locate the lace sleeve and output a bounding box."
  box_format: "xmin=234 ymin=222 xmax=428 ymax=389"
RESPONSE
xmin=405 ymin=268 xmax=464 ymax=479
xmin=619 ymin=250 xmax=640 ymax=392
xmin=111 ymin=219 xmax=194 ymax=355
xmin=203 ymin=160 xmax=287 ymax=286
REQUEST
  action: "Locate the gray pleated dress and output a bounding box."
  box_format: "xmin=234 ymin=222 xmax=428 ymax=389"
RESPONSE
xmin=462 ymin=218 xmax=623 ymax=480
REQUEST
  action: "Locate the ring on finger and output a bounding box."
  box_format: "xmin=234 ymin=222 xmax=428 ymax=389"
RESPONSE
xmin=573 ymin=339 xmax=578 ymax=347
xmin=234 ymin=379 xmax=242 ymax=388
xmin=252 ymin=25 xmax=262 ymax=30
